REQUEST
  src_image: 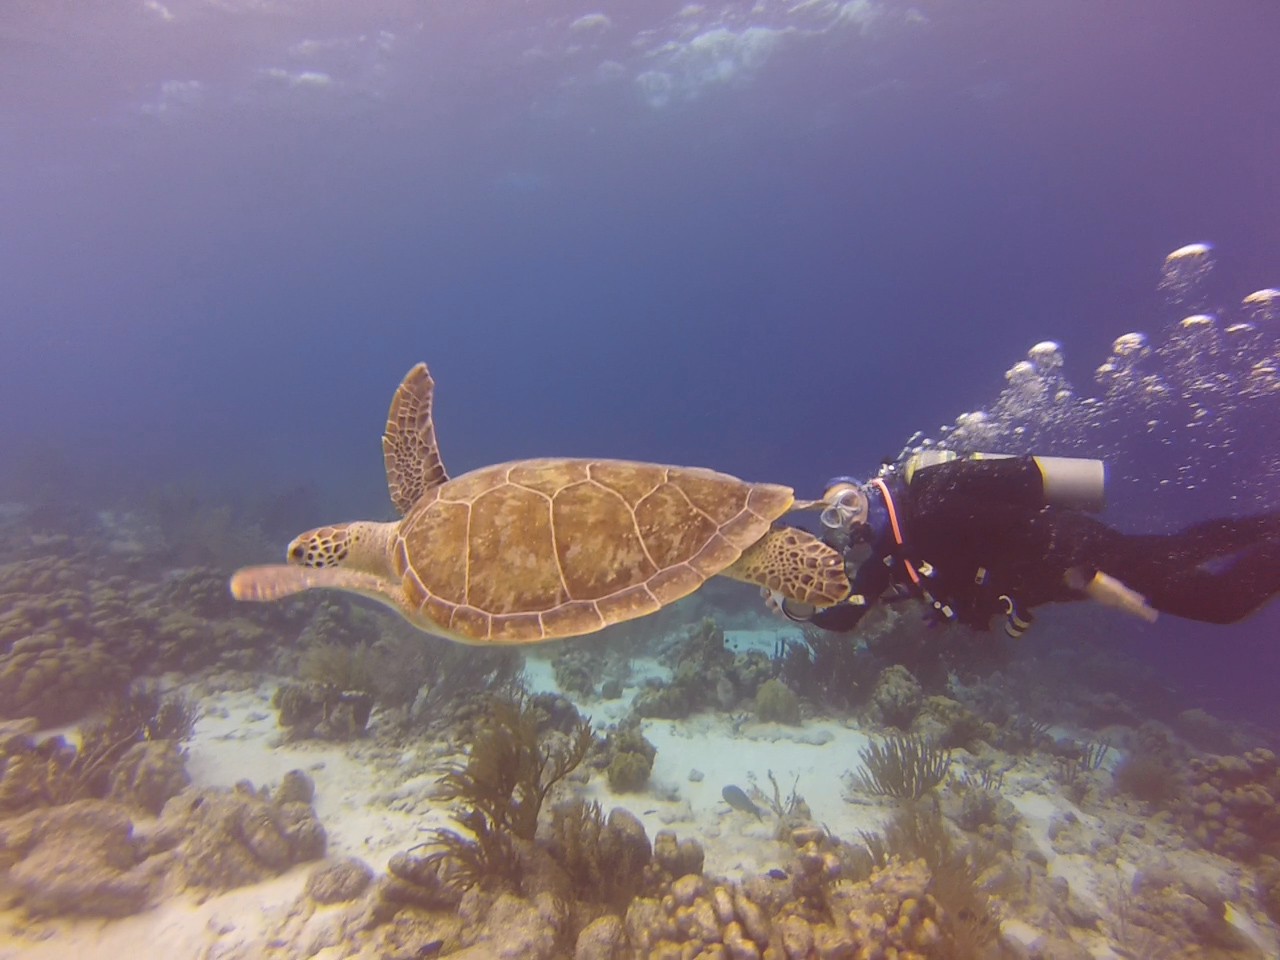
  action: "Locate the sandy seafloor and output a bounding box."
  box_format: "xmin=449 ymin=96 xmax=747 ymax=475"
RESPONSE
xmin=1 ymin=628 xmax=1276 ymax=960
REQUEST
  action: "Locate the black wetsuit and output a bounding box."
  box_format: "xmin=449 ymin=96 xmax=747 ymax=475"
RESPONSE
xmin=811 ymin=456 xmax=1280 ymax=634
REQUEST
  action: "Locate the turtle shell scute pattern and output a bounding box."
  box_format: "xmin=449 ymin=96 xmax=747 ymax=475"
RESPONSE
xmin=393 ymin=459 xmax=792 ymax=643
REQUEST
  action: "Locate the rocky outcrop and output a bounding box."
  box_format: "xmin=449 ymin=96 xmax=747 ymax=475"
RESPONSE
xmin=154 ymin=777 xmax=326 ymax=892
xmin=0 ymin=769 xmax=325 ymax=917
xmin=0 ymin=799 xmax=170 ymax=917
xmin=107 ymin=740 xmax=191 ymax=815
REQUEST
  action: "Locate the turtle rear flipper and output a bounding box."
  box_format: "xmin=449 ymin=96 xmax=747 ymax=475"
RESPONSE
xmin=230 ymin=565 xmax=405 ymax=612
xmin=722 ymin=526 xmax=850 ymax=607
xmin=382 ymin=362 xmax=449 ymax=515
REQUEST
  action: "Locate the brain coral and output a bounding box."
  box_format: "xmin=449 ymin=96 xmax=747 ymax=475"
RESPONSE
xmin=0 ymin=634 xmax=128 ymax=726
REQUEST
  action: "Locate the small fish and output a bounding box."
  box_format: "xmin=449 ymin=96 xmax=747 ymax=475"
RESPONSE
xmin=766 ymin=868 xmax=789 ymax=880
xmin=643 ymin=809 xmax=658 ymax=815
xmin=417 ymin=941 xmax=444 ymax=959
xmin=722 ymin=785 xmax=763 ymax=820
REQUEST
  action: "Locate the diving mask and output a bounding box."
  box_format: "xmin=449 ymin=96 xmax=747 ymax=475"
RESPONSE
xmin=819 ymin=481 xmax=871 ymax=542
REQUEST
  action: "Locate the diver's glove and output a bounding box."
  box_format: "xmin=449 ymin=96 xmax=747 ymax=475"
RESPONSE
xmin=761 ymin=587 xmax=815 ymax=622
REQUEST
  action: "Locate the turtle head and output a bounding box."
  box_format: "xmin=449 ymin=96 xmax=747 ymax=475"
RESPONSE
xmin=286 ymin=521 xmax=396 ymax=577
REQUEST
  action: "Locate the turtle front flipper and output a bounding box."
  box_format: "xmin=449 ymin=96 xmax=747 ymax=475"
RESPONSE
xmin=230 ymin=565 xmax=407 ymax=614
xmin=721 ymin=527 xmax=850 ymax=607
xmin=382 ymin=362 xmax=449 ymax=516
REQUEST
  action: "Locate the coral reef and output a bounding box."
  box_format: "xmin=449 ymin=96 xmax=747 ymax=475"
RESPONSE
xmin=582 ymin=825 xmax=987 ymax=960
xmin=6 ymin=488 xmax=1275 ymax=960
xmin=1179 ymin=748 xmax=1280 ymax=860
xmin=159 ymin=566 xmax=239 ymax=621
xmin=273 ymin=614 xmax=384 ymax=740
xmin=1114 ymin=752 xmax=1180 ymax=808
xmin=0 ymin=734 xmax=82 ymax=813
xmin=155 ymin=774 xmax=327 ymax=892
xmin=1257 ymin=856 xmax=1280 ymax=926
xmin=872 ymin=664 xmax=924 ymax=729
xmin=0 ymin=523 xmax=311 ymax=726
xmin=859 ymin=799 xmax=1000 ymax=955
xmin=439 ymin=697 xmax=594 ymax=843
xmin=1175 ymin=707 xmax=1241 ymax=754
xmin=0 ymin=686 xmax=196 ymax=815
xmin=632 ymin=618 xmax=730 ymax=719
xmin=747 ymin=770 xmax=814 ymax=842
xmin=853 ymin=734 xmax=953 ymax=802
xmin=369 ymin=880 xmax=563 ymax=959
xmin=544 ymin=630 xmax=634 ymax=703
xmin=994 ymin=714 xmax=1053 ymax=754
xmin=424 ymin=696 xmax=593 ymax=893
xmin=606 ymin=751 xmax=652 ymax=794
xmin=914 ymin=695 xmax=992 ymax=750
xmin=631 ymin=676 xmax=695 ymax=721
xmin=732 ymin=649 xmax=774 ymax=699
xmin=272 ymin=681 xmax=374 ymax=740
xmin=376 ymin=848 xmax=467 ymax=914
xmin=547 ymin=801 xmax=652 ymax=911
xmin=0 ymin=770 xmax=325 ymax=918
xmin=296 ymin=598 xmax=369 ymax=652
xmin=551 ymin=646 xmax=597 ymax=698
xmin=106 ymin=740 xmax=190 ymax=815
xmin=652 ymin=829 xmax=705 ymax=880
xmin=0 ymin=633 xmax=128 ymax=727
xmin=0 ymin=799 xmax=168 ymax=917
xmin=1119 ymin=866 xmax=1260 ymax=956
xmin=604 ymin=723 xmax=657 ymax=793
xmin=95 ymin=683 xmax=200 ymax=744
xmin=298 ymin=639 xmax=376 ymax=693
xmin=938 ymin=773 xmax=1021 ymax=869
xmin=858 ymin=604 xmax=1011 ymax=695
xmin=375 ymin=631 xmax=524 ymax=728
xmin=754 ymin=678 xmax=801 ymax=725
xmin=374 ymin=807 xmax=705 ymax=957
xmin=420 ymin=807 xmax=524 ymax=897
xmin=305 ymin=856 xmax=374 ymax=904
xmin=632 ymin=618 xmax=778 ymax=720
xmin=778 ymin=623 xmax=880 ymax=712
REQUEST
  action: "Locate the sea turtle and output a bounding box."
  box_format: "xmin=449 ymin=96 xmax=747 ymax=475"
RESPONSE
xmin=230 ymin=363 xmax=849 ymax=644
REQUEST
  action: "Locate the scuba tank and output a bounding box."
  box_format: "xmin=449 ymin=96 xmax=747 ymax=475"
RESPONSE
xmin=902 ymin=449 xmax=1107 ymax=513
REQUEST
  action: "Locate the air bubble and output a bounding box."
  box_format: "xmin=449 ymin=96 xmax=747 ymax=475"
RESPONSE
xmin=1242 ymin=289 xmax=1280 ymax=325
xmin=1028 ymin=340 xmax=1064 ymax=373
xmin=1158 ymin=242 xmax=1215 ymax=309
xmin=1179 ymin=314 xmax=1215 ymax=329
xmin=902 ymin=247 xmax=1278 ymax=512
xmin=1112 ymin=332 xmax=1148 ymax=357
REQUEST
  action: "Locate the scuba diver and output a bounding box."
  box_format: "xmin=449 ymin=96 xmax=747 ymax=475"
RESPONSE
xmin=767 ymin=452 xmax=1280 ymax=637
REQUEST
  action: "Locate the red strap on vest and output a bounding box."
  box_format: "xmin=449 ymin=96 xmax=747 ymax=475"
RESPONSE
xmin=870 ymin=477 xmax=921 ymax=587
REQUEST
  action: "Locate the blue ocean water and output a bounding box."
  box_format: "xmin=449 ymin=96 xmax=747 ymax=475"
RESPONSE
xmin=2 ymin=3 xmax=1279 ymax=731
xmin=6 ymin=4 xmax=1280 ymax=958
